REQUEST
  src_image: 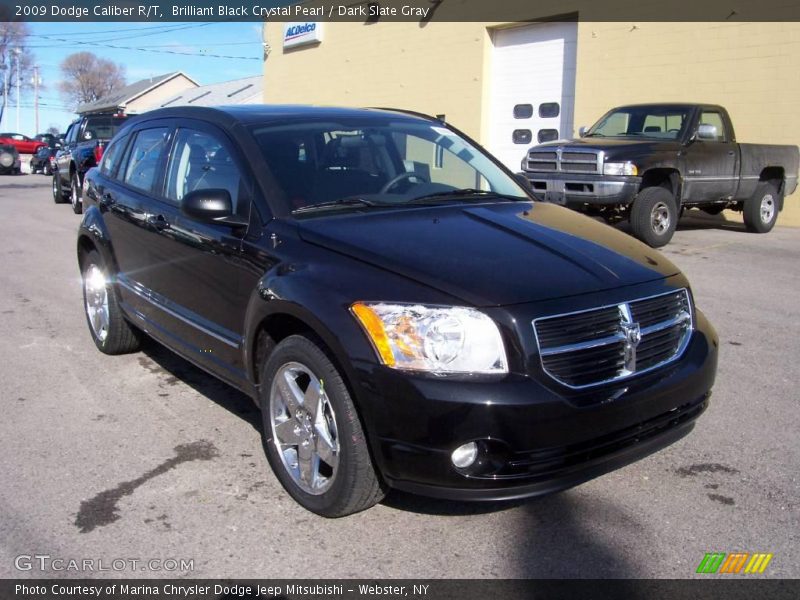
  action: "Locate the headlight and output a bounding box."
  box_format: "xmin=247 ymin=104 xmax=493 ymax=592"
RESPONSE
xmin=351 ymin=302 xmax=508 ymax=374
xmin=603 ymin=161 xmax=638 ymax=176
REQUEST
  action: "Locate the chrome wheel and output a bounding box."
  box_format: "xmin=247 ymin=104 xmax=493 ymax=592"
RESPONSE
xmin=651 ymin=201 xmax=671 ymax=235
xmin=71 ymin=179 xmax=79 ymax=209
xmin=52 ymin=177 xmax=58 ymax=199
xmin=269 ymin=362 xmax=340 ymax=495
xmin=760 ymin=194 xmax=775 ymax=224
xmin=84 ymin=264 xmax=110 ymax=343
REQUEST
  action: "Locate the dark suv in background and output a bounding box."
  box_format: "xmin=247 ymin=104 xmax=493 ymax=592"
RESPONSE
xmin=77 ymin=106 xmax=718 ymax=517
xmin=53 ymin=113 xmax=128 ymax=214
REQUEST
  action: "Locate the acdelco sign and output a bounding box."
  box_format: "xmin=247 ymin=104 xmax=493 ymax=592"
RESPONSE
xmin=283 ymin=22 xmax=323 ymax=50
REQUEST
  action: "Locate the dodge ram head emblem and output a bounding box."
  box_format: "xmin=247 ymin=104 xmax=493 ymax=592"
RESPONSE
xmin=619 ymin=305 xmax=641 ymax=373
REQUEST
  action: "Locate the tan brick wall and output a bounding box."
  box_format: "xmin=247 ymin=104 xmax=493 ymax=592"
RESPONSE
xmin=264 ymin=20 xmax=800 ymax=226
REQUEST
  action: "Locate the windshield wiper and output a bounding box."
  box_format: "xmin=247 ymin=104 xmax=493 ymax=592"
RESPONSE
xmin=407 ymin=189 xmax=527 ymax=205
xmin=583 ymin=132 xmax=605 ymax=137
xmin=291 ymin=197 xmax=381 ymax=215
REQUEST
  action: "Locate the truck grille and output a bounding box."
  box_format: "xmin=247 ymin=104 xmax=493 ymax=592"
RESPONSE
xmin=533 ymin=290 xmax=693 ymax=388
xmin=526 ymin=148 xmax=602 ymax=174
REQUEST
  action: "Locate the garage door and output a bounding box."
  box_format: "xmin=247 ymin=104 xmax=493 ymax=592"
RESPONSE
xmin=487 ymin=22 xmax=578 ymax=171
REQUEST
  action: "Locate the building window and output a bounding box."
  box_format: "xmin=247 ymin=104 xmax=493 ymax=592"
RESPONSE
xmin=512 ymin=129 xmax=532 ymax=144
xmin=539 ymin=102 xmax=560 ymax=118
xmin=513 ymin=104 xmax=534 ymax=119
xmin=538 ymin=129 xmax=559 ymax=143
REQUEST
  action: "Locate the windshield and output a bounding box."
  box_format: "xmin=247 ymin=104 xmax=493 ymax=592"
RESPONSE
xmin=248 ymin=118 xmax=529 ymax=215
xmin=586 ymin=106 xmax=692 ymax=140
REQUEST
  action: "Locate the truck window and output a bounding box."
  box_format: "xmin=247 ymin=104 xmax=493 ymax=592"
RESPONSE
xmin=699 ymin=111 xmax=727 ymax=142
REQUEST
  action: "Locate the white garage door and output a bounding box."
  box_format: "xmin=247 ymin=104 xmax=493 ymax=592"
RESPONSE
xmin=487 ymin=22 xmax=578 ymax=171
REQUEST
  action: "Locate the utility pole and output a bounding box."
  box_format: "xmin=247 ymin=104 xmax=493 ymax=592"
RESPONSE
xmin=33 ymin=65 xmax=39 ymax=134
xmin=13 ymin=48 xmax=21 ymax=132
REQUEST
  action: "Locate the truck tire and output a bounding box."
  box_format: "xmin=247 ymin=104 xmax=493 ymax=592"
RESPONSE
xmin=52 ymin=173 xmax=67 ymax=204
xmin=630 ymin=187 xmax=677 ymax=248
xmin=260 ymin=335 xmax=386 ymax=517
xmin=743 ymin=181 xmax=780 ymax=233
xmin=70 ymin=172 xmax=83 ymax=215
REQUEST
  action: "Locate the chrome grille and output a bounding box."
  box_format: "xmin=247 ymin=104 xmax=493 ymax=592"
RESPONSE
xmin=533 ymin=290 xmax=693 ymax=389
xmin=526 ymin=147 xmax=602 ymax=174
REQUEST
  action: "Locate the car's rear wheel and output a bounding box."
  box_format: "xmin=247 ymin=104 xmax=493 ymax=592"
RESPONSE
xmin=81 ymin=249 xmax=141 ymax=355
xmin=743 ymin=181 xmax=780 ymax=233
xmin=52 ymin=173 xmax=67 ymax=204
xmin=260 ymin=335 xmax=385 ymax=517
xmin=70 ymin=172 xmax=83 ymax=214
xmin=630 ymin=186 xmax=678 ymax=248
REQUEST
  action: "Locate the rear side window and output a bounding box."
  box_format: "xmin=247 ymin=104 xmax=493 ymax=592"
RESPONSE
xmin=122 ymin=128 xmax=169 ymax=193
xmin=99 ymin=135 xmax=128 ymax=177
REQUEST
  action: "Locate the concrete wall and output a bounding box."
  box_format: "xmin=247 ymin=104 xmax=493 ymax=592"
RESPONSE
xmin=264 ymin=20 xmax=800 ymax=225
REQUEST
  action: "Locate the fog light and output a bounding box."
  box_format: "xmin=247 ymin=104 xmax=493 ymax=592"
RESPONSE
xmin=451 ymin=442 xmax=478 ymax=469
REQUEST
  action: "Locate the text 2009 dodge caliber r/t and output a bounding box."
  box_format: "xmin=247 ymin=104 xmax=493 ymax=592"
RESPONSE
xmin=78 ymin=105 xmax=719 ymax=517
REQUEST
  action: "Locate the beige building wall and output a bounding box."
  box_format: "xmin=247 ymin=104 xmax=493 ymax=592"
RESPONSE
xmin=264 ymin=20 xmax=800 ymax=225
xmin=126 ymin=74 xmax=199 ymax=114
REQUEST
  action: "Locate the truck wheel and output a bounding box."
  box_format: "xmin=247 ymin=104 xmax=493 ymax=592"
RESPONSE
xmin=630 ymin=187 xmax=677 ymax=248
xmin=70 ymin=172 xmax=83 ymax=215
xmin=260 ymin=334 xmax=386 ymax=517
xmin=81 ymin=249 xmax=141 ymax=355
xmin=52 ymin=173 xmax=67 ymax=204
xmin=743 ymin=182 xmax=780 ymax=233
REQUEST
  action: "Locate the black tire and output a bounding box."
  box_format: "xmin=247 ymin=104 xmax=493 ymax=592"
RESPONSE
xmin=80 ymin=249 xmax=141 ymax=355
xmin=70 ymin=172 xmax=83 ymax=214
xmin=260 ymin=335 xmax=385 ymax=517
xmin=630 ymin=187 xmax=678 ymax=248
xmin=43 ymin=163 xmax=52 ymax=177
xmin=743 ymin=181 xmax=780 ymax=233
xmin=52 ymin=173 xmax=67 ymax=204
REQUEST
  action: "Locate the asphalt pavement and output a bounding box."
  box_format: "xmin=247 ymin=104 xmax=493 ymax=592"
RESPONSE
xmin=0 ymin=174 xmax=798 ymax=579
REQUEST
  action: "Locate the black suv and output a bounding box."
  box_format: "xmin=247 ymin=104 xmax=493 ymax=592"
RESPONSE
xmin=78 ymin=106 xmax=718 ymax=517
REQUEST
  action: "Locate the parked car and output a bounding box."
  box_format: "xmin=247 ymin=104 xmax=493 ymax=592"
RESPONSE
xmin=34 ymin=133 xmax=61 ymax=147
xmin=78 ymin=105 xmax=718 ymax=517
xmin=0 ymin=143 xmax=21 ymax=175
xmin=30 ymin=144 xmax=59 ymax=175
xmin=53 ymin=113 xmax=128 ymax=214
xmin=521 ymin=103 xmax=800 ymax=246
xmin=0 ymin=132 xmax=47 ymax=155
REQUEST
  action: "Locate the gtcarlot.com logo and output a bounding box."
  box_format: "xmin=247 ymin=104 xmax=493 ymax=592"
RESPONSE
xmin=15 ymin=554 xmax=194 ymax=572
xmin=696 ymin=552 xmax=774 ymax=574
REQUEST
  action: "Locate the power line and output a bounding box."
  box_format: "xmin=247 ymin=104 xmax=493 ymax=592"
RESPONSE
xmin=30 ymin=34 xmax=261 ymax=60
xmin=29 ymin=22 xmax=219 ymax=37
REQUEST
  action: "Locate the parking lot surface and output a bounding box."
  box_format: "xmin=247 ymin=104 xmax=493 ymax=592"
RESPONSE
xmin=1 ymin=174 xmax=798 ymax=578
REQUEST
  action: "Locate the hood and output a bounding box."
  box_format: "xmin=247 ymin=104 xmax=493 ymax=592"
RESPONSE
xmin=295 ymin=202 xmax=680 ymax=307
xmin=532 ymin=138 xmax=682 ymax=159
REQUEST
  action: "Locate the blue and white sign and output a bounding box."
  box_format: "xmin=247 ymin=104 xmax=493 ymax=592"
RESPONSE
xmin=283 ymin=22 xmax=323 ymax=49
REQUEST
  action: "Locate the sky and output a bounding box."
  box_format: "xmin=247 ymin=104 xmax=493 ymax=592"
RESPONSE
xmin=3 ymin=21 xmax=265 ymax=136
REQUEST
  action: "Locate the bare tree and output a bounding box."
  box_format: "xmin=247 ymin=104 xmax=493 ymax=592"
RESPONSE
xmin=47 ymin=124 xmax=60 ymax=136
xmin=0 ymin=22 xmax=35 ymax=127
xmin=58 ymin=52 xmax=126 ymax=108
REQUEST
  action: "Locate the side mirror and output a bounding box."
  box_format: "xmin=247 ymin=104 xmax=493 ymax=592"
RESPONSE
xmin=181 ymin=188 xmax=248 ymax=227
xmin=514 ymin=173 xmax=532 ymax=190
xmin=578 ymin=126 xmax=588 ymax=137
xmin=83 ymin=132 xmax=93 ymax=140
xmin=696 ymin=124 xmax=718 ymax=141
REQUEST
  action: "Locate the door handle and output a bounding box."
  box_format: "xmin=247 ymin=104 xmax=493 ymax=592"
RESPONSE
xmin=146 ymin=214 xmax=169 ymax=231
xmin=728 ymin=151 xmax=735 ymax=156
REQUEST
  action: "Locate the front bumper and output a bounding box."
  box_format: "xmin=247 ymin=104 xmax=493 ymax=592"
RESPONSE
xmin=524 ymin=171 xmax=640 ymax=207
xmin=353 ymin=309 xmax=718 ymax=501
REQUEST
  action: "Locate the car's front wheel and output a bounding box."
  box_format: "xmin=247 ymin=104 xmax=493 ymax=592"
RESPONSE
xmin=260 ymin=335 xmax=385 ymax=517
xmin=81 ymin=249 xmax=141 ymax=354
xmin=52 ymin=173 xmax=66 ymax=203
xmin=70 ymin=172 xmax=83 ymax=214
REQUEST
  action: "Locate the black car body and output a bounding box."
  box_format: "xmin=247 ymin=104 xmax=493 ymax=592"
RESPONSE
xmin=53 ymin=113 xmax=128 ymax=213
xmin=0 ymin=143 xmax=21 ymax=175
xmin=30 ymin=144 xmax=59 ymax=175
xmin=522 ymin=104 xmax=800 ymax=247
xmin=77 ymin=106 xmax=718 ymax=516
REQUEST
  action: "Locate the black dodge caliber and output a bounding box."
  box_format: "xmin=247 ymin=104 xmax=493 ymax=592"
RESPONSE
xmin=78 ymin=106 xmax=718 ymax=517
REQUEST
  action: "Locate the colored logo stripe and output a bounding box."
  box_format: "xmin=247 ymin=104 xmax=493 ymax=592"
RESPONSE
xmin=697 ymin=552 xmax=773 ymax=574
